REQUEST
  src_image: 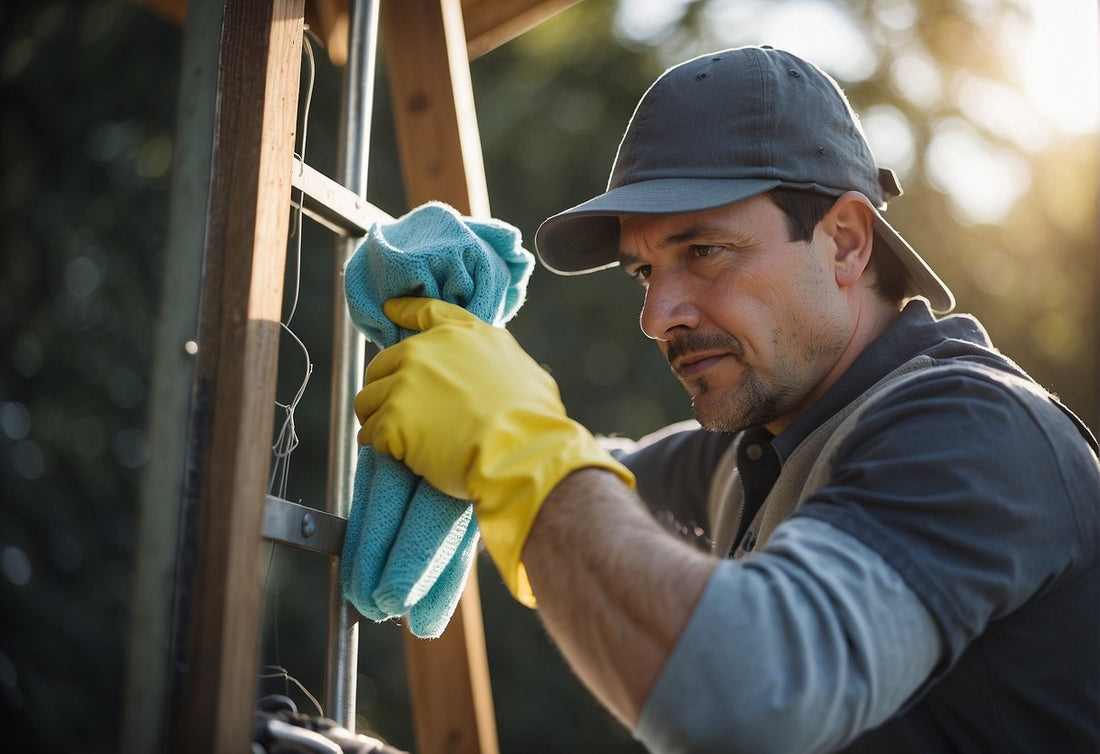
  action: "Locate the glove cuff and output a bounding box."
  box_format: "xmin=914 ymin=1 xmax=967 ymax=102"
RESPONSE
xmin=473 ymin=419 xmax=635 ymax=606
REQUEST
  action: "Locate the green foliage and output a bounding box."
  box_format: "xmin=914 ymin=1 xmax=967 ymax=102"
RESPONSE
xmin=1 ymin=0 xmax=1094 ymax=751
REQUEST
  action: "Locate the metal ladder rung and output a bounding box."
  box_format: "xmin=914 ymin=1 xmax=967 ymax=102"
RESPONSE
xmin=263 ymin=495 xmax=348 ymax=556
xmin=291 ymin=156 xmax=393 ymax=236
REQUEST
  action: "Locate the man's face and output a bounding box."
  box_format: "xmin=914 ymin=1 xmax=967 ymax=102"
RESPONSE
xmin=618 ymin=195 xmax=852 ymax=435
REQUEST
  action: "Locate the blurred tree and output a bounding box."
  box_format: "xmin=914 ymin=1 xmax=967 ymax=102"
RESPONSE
xmin=1 ymin=1 xmax=178 ymax=751
xmin=0 ymin=0 xmax=1093 ymax=752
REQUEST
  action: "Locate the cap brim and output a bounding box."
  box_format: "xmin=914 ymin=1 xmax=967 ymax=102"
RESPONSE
xmin=871 ymin=209 xmax=955 ymax=313
xmin=536 ymin=178 xmax=955 ymax=314
xmin=535 ymin=177 xmax=783 ymax=274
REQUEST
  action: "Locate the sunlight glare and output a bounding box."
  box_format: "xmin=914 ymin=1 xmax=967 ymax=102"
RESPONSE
xmin=613 ymin=0 xmax=692 ymax=43
xmin=890 ymin=48 xmax=943 ymax=110
xmin=954 ymin=73 xmax=1048 ymax=151
xmin=752 ymin=1 xmax=876 ymax=81
xmin=926 ymin=117 xmax=1032 ymax=225
xmin=862 ymin=105 xmax=917 ymax=175
xmin=873 ymin=0 xmax=920 ymax=32
xmin=1015 ymin=0 xmax=1098 ymax=135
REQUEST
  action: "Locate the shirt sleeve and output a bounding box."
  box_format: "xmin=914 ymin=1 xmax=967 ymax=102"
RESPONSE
xmin=798 ymin=366 xmax=1099 ymax=665
xmin=635 ymin=517 xmax=943 ymax=754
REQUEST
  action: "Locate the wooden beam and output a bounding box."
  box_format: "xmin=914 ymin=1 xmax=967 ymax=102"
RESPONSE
xmin=382 ymin=2 xmax=499 ymax=753
xmin=462 ymin=0 xmax=581 ymax=58
xmin=384 ymin=0 xmax=489 ymax=216
xmin=137 ymin=0 xmax=583 ymax=61
xmin=403 ymin=571 xmax=498 ymax=754
xmin=173 ymin=1 xmax=305 ymax=752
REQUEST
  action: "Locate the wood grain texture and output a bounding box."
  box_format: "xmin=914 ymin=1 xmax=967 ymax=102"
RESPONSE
xmin=382 ymin=2 xmax=499 ymax=753
xmin=174 ymin=1 xmax=305 ymax=751
xmin=462 ymin=0 xmax=581 ymax=58
xmin=138 ymin=0 xmax=582 ymax=61
xmin=384 ymin=0 xmax=490 ymax=216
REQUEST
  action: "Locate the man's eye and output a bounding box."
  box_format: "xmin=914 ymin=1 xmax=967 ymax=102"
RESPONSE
xmin=628 ymin=264 xmax=651 ymax=282
xmin=691 ymin=245 xmax=722 ymax=258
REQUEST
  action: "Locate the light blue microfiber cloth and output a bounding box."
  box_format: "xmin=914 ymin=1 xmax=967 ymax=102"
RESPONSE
xmin=341 ymin=201 xmax=534 ymax=638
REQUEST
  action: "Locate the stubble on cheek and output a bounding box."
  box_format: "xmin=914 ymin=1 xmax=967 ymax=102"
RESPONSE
xmin=689 ymin=358 xmax=795 ymax=433
xmin=666 ymin=332 xmax=788 ymax=431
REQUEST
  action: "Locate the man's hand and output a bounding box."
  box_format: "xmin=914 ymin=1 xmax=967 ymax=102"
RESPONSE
xmin=355 ymin=297 xmax=635 ymax=604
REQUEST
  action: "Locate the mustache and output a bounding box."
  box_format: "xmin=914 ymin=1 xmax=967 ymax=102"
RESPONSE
xmin=665 ymin=332 xmax=744 ymax=369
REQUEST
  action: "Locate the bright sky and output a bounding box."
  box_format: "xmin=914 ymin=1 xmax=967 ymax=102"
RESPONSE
xmin=614 ymin=0 xmax=1099 ymax=224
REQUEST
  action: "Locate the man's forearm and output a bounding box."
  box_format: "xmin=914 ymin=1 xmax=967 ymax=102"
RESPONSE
xmin=521 ymin=467 xmax=718 ymax=727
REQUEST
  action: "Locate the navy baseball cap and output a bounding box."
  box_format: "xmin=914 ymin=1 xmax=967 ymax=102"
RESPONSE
xmin=535 ymin=46 xmax=955 ymax=313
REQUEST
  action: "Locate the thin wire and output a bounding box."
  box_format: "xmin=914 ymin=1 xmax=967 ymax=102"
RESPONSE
xmin=259 ymin=666 xmax=325 ymax=718
xmin=269 ymin=322 xmax=313 ymax=498
xmin=261 ymin=543 xmax=287 ymax=698
xmin=259 ymin=26 xmax=322 ymax=720
xmin=285 ymin=28 xmax=318 ymax=327
xmin=269 ymin=26 xmax=319 ymax=500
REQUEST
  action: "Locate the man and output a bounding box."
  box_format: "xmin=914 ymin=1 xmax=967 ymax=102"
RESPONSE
xmin=356 ymin=47 xmax=1099 ymax=752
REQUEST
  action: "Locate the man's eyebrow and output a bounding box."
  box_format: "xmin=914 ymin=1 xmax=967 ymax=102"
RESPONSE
xmin=662 ymin=225 xmax=711 ymax=246
xmin=617 ymin=223 xmax=732 ymax=266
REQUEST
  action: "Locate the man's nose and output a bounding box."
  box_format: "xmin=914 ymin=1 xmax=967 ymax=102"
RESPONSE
xmin=639 ymin=277 xmax=699 ymax=341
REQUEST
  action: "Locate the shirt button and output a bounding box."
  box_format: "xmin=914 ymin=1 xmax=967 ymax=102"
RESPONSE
xmin=746 ymin=443 xmax=763 ymax=461
xmin=741 ymin=530 xmax=757 ymax=552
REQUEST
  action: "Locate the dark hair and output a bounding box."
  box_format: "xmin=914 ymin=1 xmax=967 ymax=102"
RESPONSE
xmin=766 ymin=188 xmax=907 ymax=302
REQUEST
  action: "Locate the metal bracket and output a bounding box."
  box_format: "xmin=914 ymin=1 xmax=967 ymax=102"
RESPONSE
xmin=263 ymin=495 xmax=347 ymax=556
xmin=290 ymin=156 xmax=392 ymax=236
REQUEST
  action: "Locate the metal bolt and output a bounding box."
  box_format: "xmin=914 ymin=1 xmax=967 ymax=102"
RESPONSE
xmin=301 ymin=512 xmax=317 ymax=539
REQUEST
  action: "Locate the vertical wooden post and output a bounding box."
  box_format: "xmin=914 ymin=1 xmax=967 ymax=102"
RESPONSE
xmin=384 ymin=0 xmax=490 ymax=218
xmin=174 ymin=0 xmax=305 ymax=751
xmin=382 ymin=1 xmax=499 ymax=753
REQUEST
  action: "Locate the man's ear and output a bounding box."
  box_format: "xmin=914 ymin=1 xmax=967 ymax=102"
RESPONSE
xmin=821 ymin=191 xmax=876 ymax=287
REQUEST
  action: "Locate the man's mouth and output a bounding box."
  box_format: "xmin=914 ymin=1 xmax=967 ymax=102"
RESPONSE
xmin=666 ymin=332 xmax=744 ymax=383
xmin=674 ymin=352 xmax=728 ymax=381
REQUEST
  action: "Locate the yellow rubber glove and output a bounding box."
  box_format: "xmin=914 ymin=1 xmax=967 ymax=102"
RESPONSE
xmin=355 ymin=297 xmax=635 ymax=605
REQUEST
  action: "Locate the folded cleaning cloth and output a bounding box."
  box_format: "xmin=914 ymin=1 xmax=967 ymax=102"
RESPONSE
xmin=341 ymin=201 xmax=534 ymax=638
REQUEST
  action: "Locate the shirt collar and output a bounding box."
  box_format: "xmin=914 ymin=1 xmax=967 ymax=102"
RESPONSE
xmin=770 ymin=299 xmax=991 ymax=461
